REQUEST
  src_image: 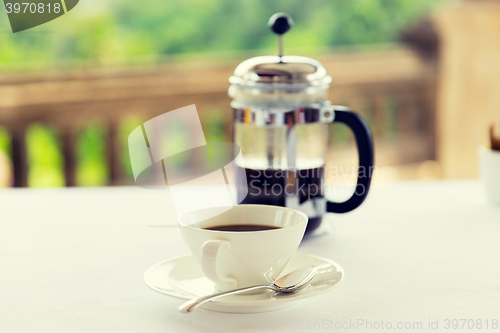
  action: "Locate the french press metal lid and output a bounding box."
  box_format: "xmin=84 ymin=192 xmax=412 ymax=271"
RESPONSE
xmin=229 ymin=13 xmax=332 ymax=111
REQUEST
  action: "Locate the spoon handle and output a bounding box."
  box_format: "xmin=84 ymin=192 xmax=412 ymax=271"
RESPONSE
xmin=179 ymin=285 xmax=273 ymax=313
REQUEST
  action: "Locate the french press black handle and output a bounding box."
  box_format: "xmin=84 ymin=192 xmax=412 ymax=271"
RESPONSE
xmin=326 ymin=108 xmax=374 ymax=213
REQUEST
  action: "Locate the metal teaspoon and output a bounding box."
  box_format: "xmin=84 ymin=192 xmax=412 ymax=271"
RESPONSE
xmin=178 ymin=265 xmax=317 ymax=313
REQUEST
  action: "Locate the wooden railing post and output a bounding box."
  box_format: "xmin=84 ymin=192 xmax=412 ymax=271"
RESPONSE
xmin=423 ymin=78 xmax=437 ymax=160
xmin=11 ymin=125 xmax=28 ymax=187
xmin=107 ymin=120 xmax=120 ymax=185
xmin=63 ymin=126 xmax=76 ymax=187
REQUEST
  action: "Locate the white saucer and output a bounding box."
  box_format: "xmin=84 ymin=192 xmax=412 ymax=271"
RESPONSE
xmin=143 ymin=252 xmax=345 ymax=313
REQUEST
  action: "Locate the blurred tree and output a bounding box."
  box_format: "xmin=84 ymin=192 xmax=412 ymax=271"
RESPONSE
xmin=76 ymin=123 xmax=108 ymax=186
xmin=0 ymin=127 xmax=11 ymax=157
xmin=25 ymin=124 xmax=65 ymax=187
xmin=0 ymin=0 xmax=445 ymax=67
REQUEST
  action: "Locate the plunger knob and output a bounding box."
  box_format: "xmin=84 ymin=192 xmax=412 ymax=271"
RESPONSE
xmin=268 ymin=13 xmax=293 ymax=35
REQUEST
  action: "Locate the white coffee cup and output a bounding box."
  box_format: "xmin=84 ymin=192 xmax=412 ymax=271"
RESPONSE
xmin=479 ymin=146 xmax=500 ymax=205
xmin=179 ymin=205 xmax=308 ymax=292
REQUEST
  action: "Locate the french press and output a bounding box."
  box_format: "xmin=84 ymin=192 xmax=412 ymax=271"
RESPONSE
xmin=229 ymin=13 xmax=374 ymax=233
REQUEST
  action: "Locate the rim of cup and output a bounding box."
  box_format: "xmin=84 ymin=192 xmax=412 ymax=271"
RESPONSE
xmin=178 ymin=204 xmax=309 ymax=233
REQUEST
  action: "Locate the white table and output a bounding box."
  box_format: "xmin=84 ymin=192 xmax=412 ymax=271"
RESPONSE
xmin=1 ymin=180 xmax=500 ymax=333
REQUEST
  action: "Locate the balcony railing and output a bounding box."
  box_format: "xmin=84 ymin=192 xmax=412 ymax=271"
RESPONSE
xmin=0 ymin=45 xmax=437 ymax=187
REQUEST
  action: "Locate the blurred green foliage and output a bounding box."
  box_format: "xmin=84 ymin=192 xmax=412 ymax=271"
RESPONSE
xmin=201 ymin=109 xmax=230 ymax=143
xmin=26 ymin=124 xmax=65 ymax=187
xmin=119 ymin=116 xmax=144 ymax=181
xmin=1 ymin=0 xmax=445 ymax=67
xmin=76 ymin=123 xmax=108 ymax=186
xmin=0 ymin=127 xmax=11 ymax=156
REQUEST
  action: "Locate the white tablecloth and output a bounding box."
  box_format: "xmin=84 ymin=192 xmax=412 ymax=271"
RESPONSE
xmin=1 ymin=180 xmax=499 ymax=333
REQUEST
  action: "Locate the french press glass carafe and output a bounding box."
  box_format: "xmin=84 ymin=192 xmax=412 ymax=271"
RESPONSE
xmin=230 ymin=13 xmax=374 ymax=233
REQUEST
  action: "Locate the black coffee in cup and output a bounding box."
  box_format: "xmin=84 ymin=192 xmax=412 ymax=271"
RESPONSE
xmin=204 ymin=225 xmax=280 ymax=232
